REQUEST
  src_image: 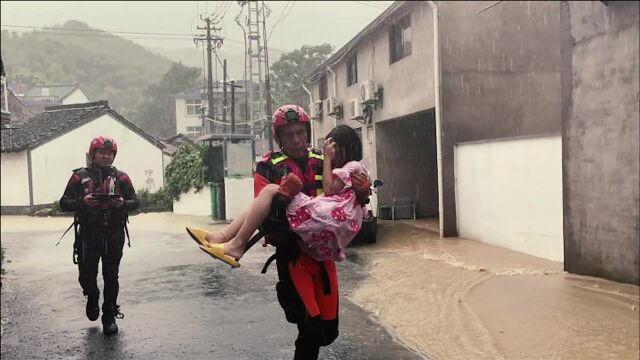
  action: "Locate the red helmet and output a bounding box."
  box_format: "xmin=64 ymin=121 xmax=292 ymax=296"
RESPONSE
xmin=272 ymin=104 xmax=311 ymax=143
xmin=89 ymin=136 xmax=117 ymax=159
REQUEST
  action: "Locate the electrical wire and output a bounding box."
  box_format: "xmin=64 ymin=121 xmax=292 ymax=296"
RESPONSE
xmin=1 ymin=24 xmax=247 ymax=44
xmin=1 ymin=28 xmax=194 ymax=42
xmin=267 ymin=1 xmax=294 ymax=41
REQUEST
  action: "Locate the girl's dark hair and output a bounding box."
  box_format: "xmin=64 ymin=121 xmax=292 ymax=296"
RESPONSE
xmin=326 ymin=125 xmax=363 ymax=163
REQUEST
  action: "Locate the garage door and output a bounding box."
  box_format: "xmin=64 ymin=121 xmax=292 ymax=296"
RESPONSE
xmin=455 ymin=136 xmax=563 ymax=262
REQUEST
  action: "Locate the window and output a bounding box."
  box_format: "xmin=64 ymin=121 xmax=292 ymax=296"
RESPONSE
xmin=319 ymin=75 xmax=328 ymax=100
xmin=389 ymin=15 xmax=412 ymax=64
xmin=186 ymin=126 xmax=202 ymax=139
xmin=347 ymin=51 xmax=358 ymax=87
xmin=186 ymin=99 xmax=202 ymax=116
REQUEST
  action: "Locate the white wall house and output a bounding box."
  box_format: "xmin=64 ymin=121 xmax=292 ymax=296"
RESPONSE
xmin=61 ymin=87 xmax=90 ymax=105
xmin=172 ymin=81 xmax=253 ymax=140
xmin=20 ymin=83 xmax=90 ymax=113
xmin=1 ymin=100 xmax=166 ymax=214
xmin=173 ymin=87 xmax=205 ymax=140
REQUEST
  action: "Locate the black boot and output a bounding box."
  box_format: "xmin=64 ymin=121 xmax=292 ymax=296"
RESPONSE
xmin=85 ymin=290 xmax=100 ymax=321
xmin=102 ymin=304 xmax=124 ymax=335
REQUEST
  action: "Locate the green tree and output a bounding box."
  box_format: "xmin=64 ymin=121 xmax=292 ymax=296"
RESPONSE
xmin=133 ymin=62 xmax=202 ymax=137
xmin=270 ymin=43 xmax=333 ymax=108
xmin=164 ymin=143 xmax=205 ymax=201
xmin=1 ymin=20 xmax=172 ymax=120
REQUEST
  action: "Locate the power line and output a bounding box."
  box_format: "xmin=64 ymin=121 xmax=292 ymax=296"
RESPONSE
xmin=364 ymin=1 xmax=393 ymax=9
xmin=351 ymin=1 xmax=388 ymax=10
xmin=1 ymin=24 xmax=247 ymax=45
xmin=268 ymin=1 xmax=295 ymax=41
xmin=1 ymin=28 xmax=195 ymax=42
xmin=1 ymin=24 xmax=193 ymax=38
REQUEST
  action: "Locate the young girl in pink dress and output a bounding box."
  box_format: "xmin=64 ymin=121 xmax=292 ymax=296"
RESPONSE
xmin=186 ymin=125 xmax=369 ymax=267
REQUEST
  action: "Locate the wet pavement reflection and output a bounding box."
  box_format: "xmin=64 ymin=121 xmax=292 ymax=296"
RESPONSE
xmin=1 ymin=231 xmax=425 ymax=359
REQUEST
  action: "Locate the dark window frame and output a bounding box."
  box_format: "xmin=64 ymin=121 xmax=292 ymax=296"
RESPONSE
xmin=347 ymin=51 xmax=358 ymax=87
xmin=319 ymin=74 xmax=328 ymax=100
xmin=389 ymin=14 xmax=412 ymax=64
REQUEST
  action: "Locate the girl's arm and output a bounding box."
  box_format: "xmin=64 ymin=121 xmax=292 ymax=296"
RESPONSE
xmin=322 ymin=137 xmax=345 ymax=196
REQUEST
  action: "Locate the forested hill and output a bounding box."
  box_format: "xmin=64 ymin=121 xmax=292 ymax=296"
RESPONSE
xmin=1 ymin=20 xmax=173 ymax=122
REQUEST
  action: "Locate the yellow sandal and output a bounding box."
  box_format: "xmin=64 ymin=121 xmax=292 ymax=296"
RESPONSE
xmin=198 ymin=244 xmax=241 ymax=268
xmin=186 ymin=227 xmax=228 ymax=247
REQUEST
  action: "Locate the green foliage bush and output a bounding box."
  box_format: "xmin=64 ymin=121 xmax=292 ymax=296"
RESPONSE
xmin=134 ymin=187 xmax=173 ymax=213
xmin=165 ymin=143 xmax=205 ymax=201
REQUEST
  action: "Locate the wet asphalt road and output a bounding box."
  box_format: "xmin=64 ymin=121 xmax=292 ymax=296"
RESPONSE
xmin=1 ymin=230 xmax=424 ymax=360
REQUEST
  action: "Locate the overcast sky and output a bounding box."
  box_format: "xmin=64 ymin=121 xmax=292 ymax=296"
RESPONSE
xmin=1 ymin=1 xmax=392 ymax=54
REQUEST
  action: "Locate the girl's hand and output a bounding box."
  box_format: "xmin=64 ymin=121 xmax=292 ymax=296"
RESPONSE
xmin=323 ymin=137 xmax=336 ymax=160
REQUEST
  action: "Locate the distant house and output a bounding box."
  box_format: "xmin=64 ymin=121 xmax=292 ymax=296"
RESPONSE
xmin=7 ymin=90 xmax=35 ymax=122
xmin=18 ymin=83 xmax=90 ymax=113
xmin=1 ymin=100 xmax=166 ymax=214
xmin=172 ymin=80 xmax=254 ymax=140
xmin=157 ymin=133 xmax=195 ymax=156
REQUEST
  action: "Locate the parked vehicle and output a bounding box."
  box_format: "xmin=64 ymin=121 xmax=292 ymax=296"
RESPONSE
xmin=351 ymin=179 xmax=384 ymax=245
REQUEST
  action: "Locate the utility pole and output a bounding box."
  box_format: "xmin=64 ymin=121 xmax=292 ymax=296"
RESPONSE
xmin=222 ymin=59 xmax=228 ymax=133
xmin=195 ymin=15 xmax=223 ymax=134
xmin=242 ymin=0 xmax=272 ymax=152
xmin=226 ymin=80 xmax=242 ymax=134
xmin=261 ymin=1 xmax=274 ymax=150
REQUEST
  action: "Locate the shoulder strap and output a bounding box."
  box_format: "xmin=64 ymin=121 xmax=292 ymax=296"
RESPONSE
xmin=56 ymin=221 xmax=76 ymax=247
xmin=271 ymin=151 xmax=289 ymax=165
xmin=309 ymin=148 xmax=324 ymax=160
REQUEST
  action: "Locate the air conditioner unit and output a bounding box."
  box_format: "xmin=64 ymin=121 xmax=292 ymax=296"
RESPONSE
xmin=310 ymin=100 xmax=323 ymax=119
xmin=349 ymin=98 xmax=363 ymax=120
xmin=360 ymin=80 xmax=378 ymax=105
xmin=323 ymin=97 xmax=336 ymax=116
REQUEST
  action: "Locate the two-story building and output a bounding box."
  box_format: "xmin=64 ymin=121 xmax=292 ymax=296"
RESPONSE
xmin=307 ymin=1 xmax=564 ymax=263
xmin=172 ymin=80 xmax=254 ymax=140
xmin=17 ymin=83 xmax=90 ymax=113
xmin=308 ymin=0 xmax=439 ymax=233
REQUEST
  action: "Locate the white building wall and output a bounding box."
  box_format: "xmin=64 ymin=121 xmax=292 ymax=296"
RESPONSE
xmin=62 ymin=89 xmax=90 ymax=104
xmin=30 ymin=114 xmax=165 ymax=205
xmin=173 ymin=186 xmax=211 ymax=216
xmin=312 ymin=1 xmax=434 ymax=183
xmin=175 ymin=98 xmax=206 ymax=135
xmin=454 ymin=136 xmax=564 ymax=262
xmin=224 ymin=177 xmax=254 ymax=220
xmin=0 ymin=152 xmax=30 ymax=206
xmin=172 ymin=178 xmax=253 ymax=219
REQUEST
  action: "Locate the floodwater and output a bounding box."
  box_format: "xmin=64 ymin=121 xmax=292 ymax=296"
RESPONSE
xmin=2 ymin=214 xmax=638 ymax=359
xmin=0 ymin=220 xmax=423 ymax=359
xmin=350 ymin=219 xmax=639 ymax=360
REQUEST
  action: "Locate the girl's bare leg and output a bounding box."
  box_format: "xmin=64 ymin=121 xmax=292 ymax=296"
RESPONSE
xmin=222 ymin=184 xmax=280 ymax=259
xmin=205 ymin=210 xmax=246 ymax=245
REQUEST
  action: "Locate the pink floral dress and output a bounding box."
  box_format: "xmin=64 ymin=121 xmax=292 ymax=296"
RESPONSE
xmin=286 ymin=161 xmax=368 ymax=261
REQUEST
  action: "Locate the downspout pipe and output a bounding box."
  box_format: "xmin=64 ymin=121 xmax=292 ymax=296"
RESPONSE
xmin=327 ymin=66 xmax=337 ymax=127
xmin=302 ymin=84 xmax=315 ymax=145
xmin=427 ymin=0 xmax=445 ymax=238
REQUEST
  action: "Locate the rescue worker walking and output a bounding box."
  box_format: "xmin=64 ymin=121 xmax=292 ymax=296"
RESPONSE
xmin=59 ymin=136 xmax=138 ymax=335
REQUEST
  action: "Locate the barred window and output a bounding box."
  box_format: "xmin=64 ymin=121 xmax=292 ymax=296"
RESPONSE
xmin=319 ymin=75 xmax=328 ymax=100
xmin=186 ymin=126 xmax=202 ymax=139
xmin=347 ymin=51 xmax=358 ymax=87
xmin=389 ymin=15 xmax=412 ymax=64
xmin=186 ymin=99 xmax=202 ymax=116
